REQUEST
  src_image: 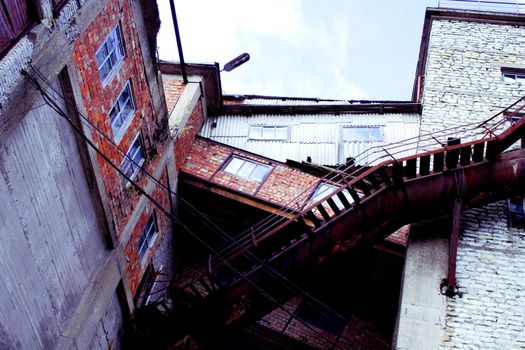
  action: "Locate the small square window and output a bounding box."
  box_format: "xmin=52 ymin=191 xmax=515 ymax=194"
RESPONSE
xmin=342 ymin=126 xmax=384 ymax=142
xmin=96 ymin=24 xmax=125 ymax=84
xmin=121 ymin=134 xmax=145 ymax=187
xmin=138 ymin=211 xmax=159 ymax=261
xmin=223 ymin=156 xmax=272 ymax=183
xmin=110 ymin=81 xmax=135 ymax=141
xmin=249 ymin=126 xmax=289 ymax=140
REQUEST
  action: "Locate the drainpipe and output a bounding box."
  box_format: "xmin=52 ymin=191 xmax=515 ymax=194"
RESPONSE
xmin=169 ymin=0 xmax=188 ymax=84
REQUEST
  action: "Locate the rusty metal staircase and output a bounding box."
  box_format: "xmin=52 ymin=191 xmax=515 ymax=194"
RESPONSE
xmin=136 ymin=97 xmax=525 ymax=346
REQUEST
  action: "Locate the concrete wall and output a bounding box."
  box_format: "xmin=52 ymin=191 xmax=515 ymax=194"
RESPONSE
xmin=395 ymin=237 xmax=449 ymax=350
xmin=0 ymin=0 xmax=174 ymax=347
xmin=0 ymin=83 xmax=121 ymax=349
xmin=400 ymin=12 xmax=525 ymax=349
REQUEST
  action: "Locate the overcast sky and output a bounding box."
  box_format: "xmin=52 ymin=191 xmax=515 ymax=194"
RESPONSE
xmin=155 ymin=1 xmax=519 ymax=101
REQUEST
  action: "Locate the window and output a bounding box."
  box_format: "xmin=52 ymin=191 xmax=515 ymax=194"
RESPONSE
xmin=508 ymin=197 xmax=525 ymax=228
xmin=342 ymin=126 xmax=384 ymax=141
xmin=110 ymin=81 xmax=135 ymax=140
xmin=138 ymin=212 xmax=159 ymax=261
xmin=504 ymin=112 xmax=525 ymax=125
xmin=96 ymin=24 xmax=125 ymax=83
xmin=0 ymin=0 xmax=33 ymax=54
xmin=310 ymin=182 xmax=355 ymax=210
xmin=249 ymin=126 xmax=289 ymax=140
xmin=121 ymin=134 xmax=145 ymax=187
xmin=501 ymin=68 xmax=525 ymax=83
xmin=223 ymin=156 xmax=272 ymax=183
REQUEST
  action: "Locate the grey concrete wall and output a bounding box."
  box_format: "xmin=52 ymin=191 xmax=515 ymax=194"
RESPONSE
xmin=395 ymin=237 xmax=449 ymax=350
xmin=0 ymin=89 xmax=122 ymax=349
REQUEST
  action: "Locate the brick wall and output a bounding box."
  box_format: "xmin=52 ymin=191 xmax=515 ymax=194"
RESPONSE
xmin=175 ymin=99 xmax=204 ymax=172
xmin=181 ymin=138 xmax=321 ymax=209
xmin=163 ymin=79 xmax=185 ymax=114
xmin=258 ymin=297 xmax=389 ymax=350
xmin=124 ymin=169 xmax=171 ymax=295
xmin=422 ymin=16 xmax=525 ymax=349
xmin=72 ymin=0 xmax=167 ymax=238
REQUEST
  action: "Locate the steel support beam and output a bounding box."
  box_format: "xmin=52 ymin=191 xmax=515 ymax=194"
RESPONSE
xmin=446 ymin=197 xmax=461 ymax=297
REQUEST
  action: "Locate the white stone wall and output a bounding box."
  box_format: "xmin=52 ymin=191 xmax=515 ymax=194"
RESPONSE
xmin=422 ymin=17 xmax=525 ymax=349
xmin=422 ymin=20 xmax=525 ymax=134
xmin=443 ymin=203 xmax=525 ymax=349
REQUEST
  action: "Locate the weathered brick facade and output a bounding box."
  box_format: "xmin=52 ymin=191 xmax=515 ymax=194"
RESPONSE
xmin=258 ymin=297 xmax=389 ymax=350
xmin=175 ymin=99 xmax=205 ymax=171
xmin=163 ymin=78 xmax=185 ymax=113
xmin=182 ymin=137 xmax=321 ymax=208
xmin=73 ymin=0 xmax=167 ymax=238
xmin=124 ymin=169 xmax=171 ymax=295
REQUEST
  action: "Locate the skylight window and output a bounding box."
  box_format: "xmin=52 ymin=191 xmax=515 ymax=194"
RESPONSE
xmin=223 ymin=156 xmax=272 ymax=183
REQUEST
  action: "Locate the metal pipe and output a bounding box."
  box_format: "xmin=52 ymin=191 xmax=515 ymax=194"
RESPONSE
xmin=169 ymin=0 xmax=188 ymax=84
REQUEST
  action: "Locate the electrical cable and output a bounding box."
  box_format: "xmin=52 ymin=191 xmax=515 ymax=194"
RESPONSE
xmin=24 ymin=72 xmax=353 ymax=350
xmin=27 ymin=65 xmax=391 ymax=345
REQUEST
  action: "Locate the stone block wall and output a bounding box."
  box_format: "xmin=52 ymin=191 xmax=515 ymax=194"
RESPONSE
xmin=421 ymin=19 xmax=525 ymax=135
xmin=441 ymin=202 xmax=525 ymax=349
xmin=420 ymin=14 xmax=525 ymax=349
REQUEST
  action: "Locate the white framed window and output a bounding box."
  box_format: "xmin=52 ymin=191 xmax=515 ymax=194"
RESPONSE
xmin=138 ymin=211 xmax=159 ymax=261
xmin=342 ymin=126 xmax=384 ymax=142
xmin=249 ymin=126 xmax=289 ymax=140
xmin=501 ymin=68 xmax=525 ymax=83
xmin=96 ymin=24 xmax=125 ymax=83
xmin=223 ymin=156 xmax=272 ymax=183
xmin=121 ymin=133 xmax=145 ymax=187
xmin=110 ymin=81 xmax=135 ymax=141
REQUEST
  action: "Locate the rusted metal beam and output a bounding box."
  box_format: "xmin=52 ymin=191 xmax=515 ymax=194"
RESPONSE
xmin=447 ymin=197 xmax=462 ymax=297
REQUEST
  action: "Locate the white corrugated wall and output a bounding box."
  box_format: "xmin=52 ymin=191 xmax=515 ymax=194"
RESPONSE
xmin=201 ymin=113 xmax=420 ymax=165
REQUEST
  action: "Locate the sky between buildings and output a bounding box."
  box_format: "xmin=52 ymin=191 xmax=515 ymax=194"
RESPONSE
xmin=156 ymin=0 xmax=522 ymax=101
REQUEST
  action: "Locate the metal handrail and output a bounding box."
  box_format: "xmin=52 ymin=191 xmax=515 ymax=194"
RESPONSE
xmin=438 ymin=0 xmax=525 ymax=13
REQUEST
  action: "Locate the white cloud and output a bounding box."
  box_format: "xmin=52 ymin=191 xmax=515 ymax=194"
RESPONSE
xmin=156 ymin=0 xmax=368 ymax=99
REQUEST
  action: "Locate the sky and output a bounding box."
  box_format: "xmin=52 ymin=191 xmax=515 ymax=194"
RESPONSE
xmin=155 ymin=1 xmax=515 ymax=101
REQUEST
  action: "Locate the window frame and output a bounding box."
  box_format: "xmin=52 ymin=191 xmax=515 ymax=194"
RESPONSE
xmin=138 ymin=211 xmax=159 ymax=262
xmin=341 ymin=125 xmax=384 ymax=142
xmin=222 ymin=156 xmax=272 ymax=183
xmin=507 ymin=196 xmax=525 ymax=228
xmin=109 ymin=81 xmax=136 ymax=142
xmin=121 ymin=133 xmax=145 ymax=188
xmin=0 ymin=0 xmax=35 ymax=56
xmin=501 ymin=67 xmax=525 ymax=84
xmin=96 ymin=23 xmax=125 ymax=84
xmin=248 ymin=125 xmax=289 ymax=141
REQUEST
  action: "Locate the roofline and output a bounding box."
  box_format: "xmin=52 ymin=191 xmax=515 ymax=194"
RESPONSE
xmin=412 ymin=7 xmax=525 ymax=101
xmin=221 ymin=102 xmax=422 ymax=116
xmin=223 ymin=94 xmax=409 ymax=105
xmin=159 ymin=61 xmax=223 ymax=114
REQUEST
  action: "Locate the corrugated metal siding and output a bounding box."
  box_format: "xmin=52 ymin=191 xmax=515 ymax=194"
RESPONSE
xmin=201 ymin=113 xmax=420 ymax=165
